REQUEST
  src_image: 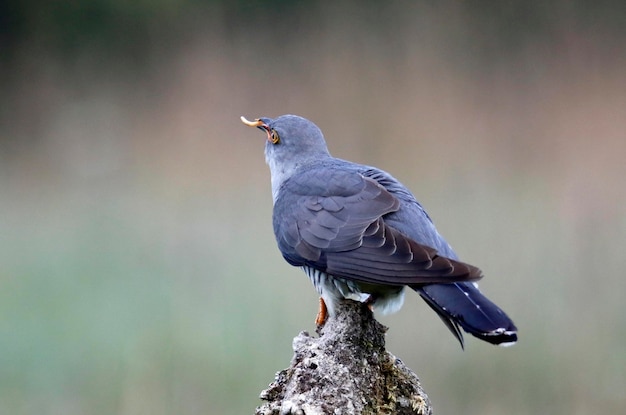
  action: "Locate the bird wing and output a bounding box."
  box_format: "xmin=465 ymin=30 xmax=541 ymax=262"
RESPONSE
xmin=273 ymin=166 xmax=482 ymax=285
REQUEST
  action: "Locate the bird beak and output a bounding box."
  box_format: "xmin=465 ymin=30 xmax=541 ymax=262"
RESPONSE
xmin=240 ymin=116 xmax=264 ymax=127
xmin=241 ymin=116 xmax=274 ymax=142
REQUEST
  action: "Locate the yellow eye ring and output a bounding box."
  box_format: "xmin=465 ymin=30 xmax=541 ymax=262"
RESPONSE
xmin=269 ymin=129 xmax=280 ymax=144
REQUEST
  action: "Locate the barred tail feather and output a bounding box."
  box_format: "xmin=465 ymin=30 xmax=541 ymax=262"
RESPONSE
xmin=415 ymin=282 xmax=518 ymax=348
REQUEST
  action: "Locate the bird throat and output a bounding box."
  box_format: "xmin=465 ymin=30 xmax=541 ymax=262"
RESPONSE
xmin=266 ymin=156 xmax=289 ymax=204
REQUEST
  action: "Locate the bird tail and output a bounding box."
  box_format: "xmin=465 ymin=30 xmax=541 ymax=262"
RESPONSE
xmin=413 ymin=282 xmax=518 ymax=349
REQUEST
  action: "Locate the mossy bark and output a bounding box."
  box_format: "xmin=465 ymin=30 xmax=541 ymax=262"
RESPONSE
xmin=255 ymin=300 xmax=432 ymax=415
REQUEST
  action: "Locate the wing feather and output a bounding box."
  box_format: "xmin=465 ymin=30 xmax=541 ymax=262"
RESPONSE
xmin=273 ymin=166 xmax=482 ymax=284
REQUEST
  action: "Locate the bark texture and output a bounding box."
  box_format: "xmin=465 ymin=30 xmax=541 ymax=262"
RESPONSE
xmin=255 ymin=300 xmax=433 ymax=415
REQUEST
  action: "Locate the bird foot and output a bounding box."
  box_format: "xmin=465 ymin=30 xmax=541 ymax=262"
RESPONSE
xmin=315 ymin=297 xmax=328 ymax=326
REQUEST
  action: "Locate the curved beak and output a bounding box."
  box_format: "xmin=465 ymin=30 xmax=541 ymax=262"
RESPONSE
xmin=241 ymin=115 xmax=273 ymax=142
xmin=240 ymin=116 xmax=264 ymax=127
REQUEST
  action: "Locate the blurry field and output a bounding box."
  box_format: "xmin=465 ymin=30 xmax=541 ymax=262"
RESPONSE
xmin=1 ymin=3 xmax=625 ymax=415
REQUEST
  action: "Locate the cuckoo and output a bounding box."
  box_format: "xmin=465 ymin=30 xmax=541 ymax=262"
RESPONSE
xmin=241 ymin=114 xmax=517 ymax=348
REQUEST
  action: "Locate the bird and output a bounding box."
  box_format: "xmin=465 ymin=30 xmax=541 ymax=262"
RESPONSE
xmin=241 ymin=114 xmax=517 ymax=348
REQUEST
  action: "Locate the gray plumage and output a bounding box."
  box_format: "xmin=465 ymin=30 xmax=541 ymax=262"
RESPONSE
xmin=243 ymin=114 xmax=517 ymax=347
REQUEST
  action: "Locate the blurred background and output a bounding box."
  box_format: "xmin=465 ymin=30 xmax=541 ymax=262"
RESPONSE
xmin=1 ymin=1 xmax=625 ymax=414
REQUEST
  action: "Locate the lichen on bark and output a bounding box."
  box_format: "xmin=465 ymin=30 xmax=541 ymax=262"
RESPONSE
xmin=255 ymin=300 xmax=432 ymax=415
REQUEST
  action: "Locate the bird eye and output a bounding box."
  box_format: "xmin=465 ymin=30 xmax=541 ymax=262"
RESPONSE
xmin=269 ymin=129 xmax=280 ymax=144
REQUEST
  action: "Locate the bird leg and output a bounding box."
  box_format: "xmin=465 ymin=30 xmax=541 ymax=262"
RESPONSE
xmin=315 ymin=297 xmax=328 ymax=326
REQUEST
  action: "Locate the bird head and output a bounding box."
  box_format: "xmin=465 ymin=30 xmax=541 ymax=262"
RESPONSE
xmin=241 ymin=114 xmax=332 ymax=202
xmin=241 ymin=115 xmax=331 ymax=196
xmin=241 ymin=114 xmax=329 ymax=157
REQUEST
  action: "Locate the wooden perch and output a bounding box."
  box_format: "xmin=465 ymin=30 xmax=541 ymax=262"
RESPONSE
xmin=255 ymin=300 xmax=433 ymax=415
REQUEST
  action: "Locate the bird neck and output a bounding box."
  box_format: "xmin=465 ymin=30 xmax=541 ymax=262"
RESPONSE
xmin=267 ymin=153 xmax=331 ymax=204
xmin=268 ymin=157 xmax=296 ymax=204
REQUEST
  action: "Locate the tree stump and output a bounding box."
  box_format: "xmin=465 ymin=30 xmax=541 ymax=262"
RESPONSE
xmin=255 ymin=300 xmax=433 ymax=415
